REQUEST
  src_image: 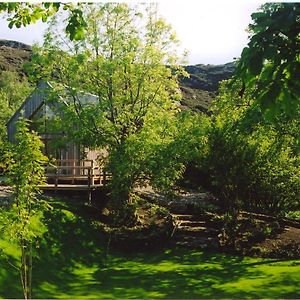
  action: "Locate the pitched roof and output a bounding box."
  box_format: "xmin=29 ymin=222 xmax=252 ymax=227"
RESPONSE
xmin=7 ymin=81 xmax=99 ymax=141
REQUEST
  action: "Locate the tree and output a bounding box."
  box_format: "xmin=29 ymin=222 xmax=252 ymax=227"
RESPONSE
xmin=0 ymin=2 xmax=87 ymax=40
xmin=0 ymin=71 xmax=32 ymax=141
xmin=28 ymin=3 xmax=206 ymax=222
xmin=200 ymin=80 xmax=300 ymax=214
xmin=235 ymin=3 xmax=300 ymax=119
xmin=0 ymin=72 xmax=33 ymax=172
xmin=0 ymin=119 xmax=48 ymax=299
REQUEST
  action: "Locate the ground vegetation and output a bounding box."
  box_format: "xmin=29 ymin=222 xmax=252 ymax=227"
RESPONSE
xmin=0 ymin=196 xmax=299 ymax=299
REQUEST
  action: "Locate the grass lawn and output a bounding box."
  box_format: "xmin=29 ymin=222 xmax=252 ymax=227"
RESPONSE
xmin=0 ymin=197 xmax=299 ymax=299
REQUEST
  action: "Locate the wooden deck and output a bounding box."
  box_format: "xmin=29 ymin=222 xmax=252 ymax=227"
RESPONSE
xmin=40 ymin=184 xmax=105 ymax=191
xmin=39 ymin=159 xmax=110 ymax=202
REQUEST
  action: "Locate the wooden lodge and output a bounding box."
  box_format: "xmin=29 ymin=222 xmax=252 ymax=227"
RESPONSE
xmin=7 ymin=81 xmax=107 ymax=198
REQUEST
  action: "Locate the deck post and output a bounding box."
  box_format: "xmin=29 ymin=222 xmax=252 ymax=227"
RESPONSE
xmin=103 ymin=169 xmax=106 ymax=186
xmin=72 ymin=159 xmax=75 ymax=184
xmin=91 ymin=160 xmax=95 ymax=185
xmin=55 ymin=167 xmax=58 ymax=188
xmin=54 ymin=167 xmax=58 ymax=196
xmin=87 ymin=168 xmax=92 ymax=205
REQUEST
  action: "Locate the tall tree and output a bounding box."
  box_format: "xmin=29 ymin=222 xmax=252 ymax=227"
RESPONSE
xmin=203 ymin=79 xmax=300 ymax=214
xmin=0 ymin=119 xmax=48 ymax=299
xmin=29 ymin=3 xmax=205 ymax=221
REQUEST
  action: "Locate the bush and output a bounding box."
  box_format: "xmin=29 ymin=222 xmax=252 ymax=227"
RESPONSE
xmin=193 ymin=80 xmax=300 ymax=215
xmin=206 ymin=123 xmax=299 ymax=214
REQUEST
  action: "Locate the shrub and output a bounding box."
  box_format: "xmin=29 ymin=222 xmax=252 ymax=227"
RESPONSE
xmin=194 ymin=80 xmax=300 ymax=215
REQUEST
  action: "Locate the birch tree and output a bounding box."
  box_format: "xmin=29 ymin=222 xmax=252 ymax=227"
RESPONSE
xmin=0 ymin=119 xmax=48 ymax=299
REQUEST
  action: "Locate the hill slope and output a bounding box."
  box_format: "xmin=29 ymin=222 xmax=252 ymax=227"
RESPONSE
xmin=0 ymin=39 xmax=235 ymax=111
xmin=0 ymin=39 xmax=31 ymax=76
xmin=180 ymin=63 xmax=235 ymax=112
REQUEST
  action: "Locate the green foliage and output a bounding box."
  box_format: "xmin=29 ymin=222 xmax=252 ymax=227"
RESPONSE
xmin=285 ymin=211 xmax=300 ymax=221
xmin=0 ymin=119 xmax=48 ymax=299
xmin=0 ymin=71 xmax=32 ymax=140
xmin=0 ymin=71 xmax=32 ymax=172
xmin=219 ymin=213 xmax=281 ymax=253
xmin=26 ymin=4 xmax=208 ymax=217
xmin=0 ymin=2 xmax=87 ymax=41
xmin=235 ymin=3 xmax=300 ymax=120
xmin=198 ymin=80 xmax=300 ymax=215
xmin=4 ymin=119 xmax=48 ymax=210
xmin=107 ymin=111 xmax=209 ymax=211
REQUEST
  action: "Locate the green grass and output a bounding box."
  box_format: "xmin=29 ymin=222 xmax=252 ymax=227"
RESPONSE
xmin=0 ymin=198 xmax=299 ymax=299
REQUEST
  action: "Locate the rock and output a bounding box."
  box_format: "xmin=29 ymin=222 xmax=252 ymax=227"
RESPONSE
xmin=139 ymin=190 xmax=219 ymax=214
xmin=181 ymin=62 xmax=235 ymax=92
xmin=0 ymin=40 xmax=32 ymax=75
xmin=0 ymin=186 xmax=12 ymax=207
xmin=0 ymin=39 xmax=32 ymax=51
xmin=170 ymin=193 xmax=218 ymax=214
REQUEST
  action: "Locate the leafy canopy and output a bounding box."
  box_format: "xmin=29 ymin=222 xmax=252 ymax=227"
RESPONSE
xmin=2 ymin=119 xmax=48 ymax=243
xmin=235 ymin=3 xmax=300 ymax=119
xmin=0 ymin=71 xmax=32 ymax=141
xmin=0 ymin=2 xmax=87 ymax=40
xmin=0 ymin=72 xmax=33 ymax=171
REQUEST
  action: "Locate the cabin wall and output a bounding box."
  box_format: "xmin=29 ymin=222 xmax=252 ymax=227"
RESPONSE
xmin=43 ymin=137 xmax=81 ymax=162
xmin=6 ymin=81 xmax=102 ymax=169
xmin=7 ymin=81 xmax=51 ymax=141
xmin=59 ymin=143 xmax=80 ymax=161
xmin=85 ymin=149 xmax=101 ymax=162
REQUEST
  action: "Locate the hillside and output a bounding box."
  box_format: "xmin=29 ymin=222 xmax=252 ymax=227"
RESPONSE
xmin=0 ymin=39 xmax=235 ymax=111
xmin=180 ymin=62 xmax=235 ymax=112
xmin=0 ymin=39 xmax=31 ymax=76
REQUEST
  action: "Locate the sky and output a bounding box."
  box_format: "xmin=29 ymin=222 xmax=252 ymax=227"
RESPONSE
xmin=0 ymin=1 xmax=264 ymax=65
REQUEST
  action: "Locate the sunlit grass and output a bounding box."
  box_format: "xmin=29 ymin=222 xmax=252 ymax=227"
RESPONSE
xmin=0 ymin=198 xmax=299 ymax=299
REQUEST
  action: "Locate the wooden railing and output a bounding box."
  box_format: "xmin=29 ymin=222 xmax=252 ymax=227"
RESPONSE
xmin=45 ymin=159 xmax=109 ymax=187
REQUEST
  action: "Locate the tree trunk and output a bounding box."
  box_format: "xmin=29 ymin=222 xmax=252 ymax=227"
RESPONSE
xmin=20 ymin=241 xmax=32 ymax=299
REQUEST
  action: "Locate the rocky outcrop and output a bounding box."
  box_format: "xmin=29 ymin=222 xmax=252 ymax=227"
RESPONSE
xmin=0 ymin=39 xmax=32 ymax=51
xmin=139 ymin=190 xmax=219 ymax=214
xmin=179 ymin=62 xmax=235 ymax=112
xmin=0 ymin=40 xmax=32 ymax=75
xmin=182 ymin=62 xmax=235 ymax=92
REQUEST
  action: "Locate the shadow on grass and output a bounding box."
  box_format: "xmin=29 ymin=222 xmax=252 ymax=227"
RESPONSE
xmin=32 ymin=198 xmax=107 ymax=297
xmin=1 ymin=197 xmax=299 ymax=299
xmin=91 ymin=250 xmax=300 ymax=299
xmin=0 ymin=257 xmax=23 ymax=298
